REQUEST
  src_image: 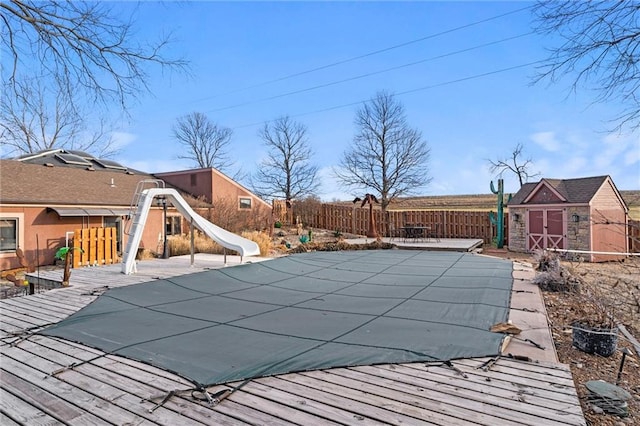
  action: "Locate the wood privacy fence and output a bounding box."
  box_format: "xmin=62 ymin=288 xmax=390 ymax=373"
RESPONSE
xmin=295 ymin=203 xmax=507 ymax=245
xmin=72 ymin=227 xmax=119 ymax=268
xmin=630 ymin=220 xmax=640 ymax=253
xmin=283 ymin=201 xmax=640 ymax=251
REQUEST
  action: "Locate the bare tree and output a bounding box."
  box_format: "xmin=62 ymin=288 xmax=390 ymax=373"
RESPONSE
xmin=335 ymin=91 xmax=431 ymax=214
xmin=252 ymin=116 xmax=320 ymax=201
xmin=488 ymin=142 xmax=539 ymax=187
xmin=1 ymin=78 xmax=116 ymax=157
xmin=0 ymin=0 xmax=187 ymax=156
xmin=533 ymin=1 xmax=640 ymax=131
xmin=173 ymin=112 xmax=233 ymax=170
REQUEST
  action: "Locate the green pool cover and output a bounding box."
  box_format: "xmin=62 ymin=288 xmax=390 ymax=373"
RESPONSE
xmin=41 ymin=250 xmax=514 ymax=387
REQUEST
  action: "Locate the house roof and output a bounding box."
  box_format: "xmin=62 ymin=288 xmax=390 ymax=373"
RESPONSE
xmin=156 ymin=167 xmax=271 ymax=209
xmin=0 ymin=159 xmax=155 ymax=206
xmin=1 ymin=150 xmax=220 ymax=209
xmin=507 ymin=175 xmax=625 ymax=207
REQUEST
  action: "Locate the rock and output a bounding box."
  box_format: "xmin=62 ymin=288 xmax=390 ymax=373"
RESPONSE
xmin=590 ymin=404 xmax=604 ymax=414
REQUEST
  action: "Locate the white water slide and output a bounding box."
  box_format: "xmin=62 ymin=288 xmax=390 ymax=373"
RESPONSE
xmin=121 ymin=187 xmax=260 ymax=274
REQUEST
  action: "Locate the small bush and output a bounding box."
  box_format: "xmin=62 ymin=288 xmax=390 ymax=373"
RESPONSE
xmin=533 ymin=270 xmax=582 ymax=292
xmin=532 ymin=250 xmax=582 ymax=292
xmin=274 ymin=221 xmax=282 ymax=228
xmin=241 ymin=230 xmax=272 ymax=256
xmin=535 ymin=250 xmax=560 ymax=272
xmin=288 ymin=240 xmax=395 ymax=254
xmin=169 ymin=231 xmax=272 ymax=257
xmin=169 ymin=233 xmax=225 ymax=255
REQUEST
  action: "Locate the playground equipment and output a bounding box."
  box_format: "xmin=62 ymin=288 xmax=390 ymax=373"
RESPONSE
xmin=121 ymin=183 xmax=260 ymax=274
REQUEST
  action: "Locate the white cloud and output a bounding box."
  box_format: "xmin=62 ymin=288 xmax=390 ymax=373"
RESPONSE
xmin=593 ymin=132 xmax=635 ymax=169
xmin=530 ymin=131 xmax=560 ymax=152
xmin=563 ymin=156 xmax=588 ymax=174
xmin=110 ymin=131 xmax=137 ymax=151
xmin=624 ymin=147 xmax=640 ymax=166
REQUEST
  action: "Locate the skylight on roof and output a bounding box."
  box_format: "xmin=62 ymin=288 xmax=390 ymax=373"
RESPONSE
xmin=55 ymin=153 xmax=92 ymax=166
xmin=93 ymin=159 xmax=127 ymax=170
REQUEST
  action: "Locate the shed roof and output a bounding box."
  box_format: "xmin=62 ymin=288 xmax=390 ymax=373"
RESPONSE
xmin=508 ymin=175 xmax=624 ymax=206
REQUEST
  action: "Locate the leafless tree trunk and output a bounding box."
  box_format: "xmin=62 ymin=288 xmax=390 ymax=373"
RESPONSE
xmin=533 ymin=0 xmax=640 ymax=131
xmin=173 ymin=112 xmax=234 ymax=171
xmin=0 ymin=0 xmax=187 ymax=156
xmin=251 ymin=116 xmax=320 ymax=201
xmin=488 ymin=142 xmax=539 ymax=187
xmin=335 ymin=91 xmax=431 ymax=214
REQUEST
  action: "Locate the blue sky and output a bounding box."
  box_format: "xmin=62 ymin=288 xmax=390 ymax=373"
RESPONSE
xmin=111 ymin=1 xmax=639 ymax=200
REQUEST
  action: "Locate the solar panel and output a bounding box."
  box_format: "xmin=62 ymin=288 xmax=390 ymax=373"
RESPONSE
xmin=66 ymin=150 xmax=94 ymax=159
xmin=93 ymin=159 xmax=127 ymax=170
xmin=55 ymin=153 xmax=92 ymax=166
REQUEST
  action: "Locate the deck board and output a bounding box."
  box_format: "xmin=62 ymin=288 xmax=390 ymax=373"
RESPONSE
xmin=0 ymin=255 xmax=587 ymax=425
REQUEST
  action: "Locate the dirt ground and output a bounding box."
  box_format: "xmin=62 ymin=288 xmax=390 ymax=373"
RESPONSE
xmin=542 ymin=259 xmax=639 ymax=426
xmin=483 ymin=248 xmax=640 ymax=426
xmin=278 ymin=229 xmax=640 ymax=425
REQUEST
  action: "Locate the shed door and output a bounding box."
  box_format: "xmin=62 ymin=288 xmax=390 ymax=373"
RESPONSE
xmin=527 ymin=209 xmax=565 ymax=251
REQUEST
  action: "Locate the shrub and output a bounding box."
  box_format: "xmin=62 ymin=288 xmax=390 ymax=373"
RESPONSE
xmin=532 ymin=250 xmax=581 ymax=292
xmin=241 ymin=230 xmax=272 ymax=256
xmin=169 ymin=233 xmax=224 ymax=255
xmin=169 ymin=230 xmax=273 ymax=257
xmin=194 ymin=196 xmax=272 ymax=234
xmin=288 ymin=240 xmax=394 ymax=254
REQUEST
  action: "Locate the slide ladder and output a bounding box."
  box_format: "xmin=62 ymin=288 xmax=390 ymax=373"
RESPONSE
xmin=121 ymin=187 xmax=260 ymax=274
xmin=124 ymin=179 xmax=165 ymax=236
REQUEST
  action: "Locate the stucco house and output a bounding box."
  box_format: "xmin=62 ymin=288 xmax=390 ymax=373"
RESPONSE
xmin=0 ymin=150 xmax=270 ymax=272
xmin=154 ymin=167 xmax=272 ymax=232
xmin=507 ymin=175 xmax=629 ymax=262
xmin=155 ymin=167 xmax=271 ymax=212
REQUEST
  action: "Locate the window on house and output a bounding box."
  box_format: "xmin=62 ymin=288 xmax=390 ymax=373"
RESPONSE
xmin=239 ymin=197 xmax=252 ymax=209
xmin=190 ymin=174 xmax=197 ymax=186
xmin=0 ymin=218 xmax=18 ymax=252
xmin=166 ymin=216 xmax=182 ymax=236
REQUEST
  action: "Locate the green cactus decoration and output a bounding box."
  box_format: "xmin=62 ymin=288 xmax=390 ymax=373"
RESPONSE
xmin=489 ymin=179 xmax=505 ymax=248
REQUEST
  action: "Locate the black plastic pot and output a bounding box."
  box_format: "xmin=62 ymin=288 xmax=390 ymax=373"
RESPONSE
xmin=572 ymin=322 xmax=618 ymax=357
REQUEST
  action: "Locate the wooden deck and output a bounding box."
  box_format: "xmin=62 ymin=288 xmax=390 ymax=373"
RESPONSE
xmin=1 ymin=255 xmax=586 ymax=425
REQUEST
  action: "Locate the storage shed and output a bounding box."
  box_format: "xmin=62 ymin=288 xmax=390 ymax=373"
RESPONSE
xmin=507 ymin=175 xmax=628 ymax=262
